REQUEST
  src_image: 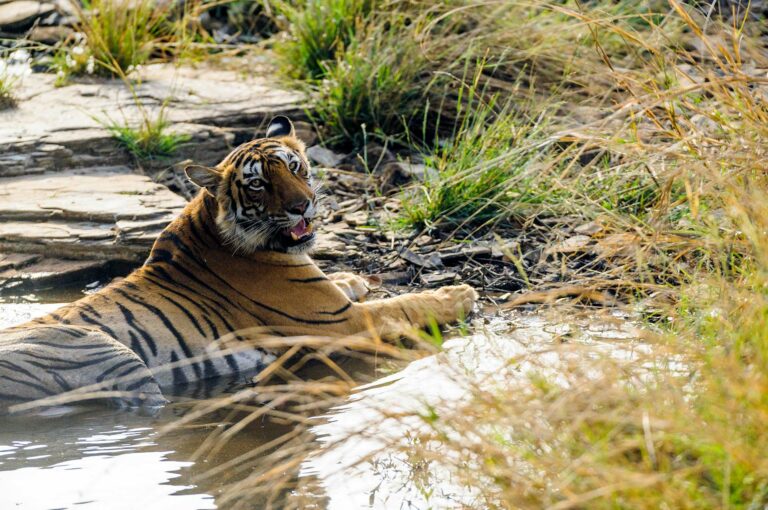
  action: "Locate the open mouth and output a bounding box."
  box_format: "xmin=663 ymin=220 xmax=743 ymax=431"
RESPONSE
xmin=281 ymin=218 xmax=315 ymax=246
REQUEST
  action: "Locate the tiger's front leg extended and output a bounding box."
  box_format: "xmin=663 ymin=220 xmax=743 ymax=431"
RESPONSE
xmin=345 ymin=284 xmax=478 ymax=340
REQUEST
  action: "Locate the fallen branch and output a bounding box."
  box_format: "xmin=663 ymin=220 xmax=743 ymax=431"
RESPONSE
xmin=502 ymin=285 xmax=617 ymax=308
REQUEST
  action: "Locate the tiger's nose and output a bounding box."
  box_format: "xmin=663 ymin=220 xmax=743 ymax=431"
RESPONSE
xmin=286 ymin=199 xmax=310 ymax=216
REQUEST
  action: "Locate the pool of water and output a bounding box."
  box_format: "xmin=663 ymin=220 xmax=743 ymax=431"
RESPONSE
xmin=0 ymin=301 xmax=315 ymax=510
xmin=0 ymin=294 xmax=644 ymax=509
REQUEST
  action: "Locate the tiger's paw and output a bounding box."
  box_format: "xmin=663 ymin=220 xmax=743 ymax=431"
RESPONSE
xmin=329 ymin=272 xmax=377 ymax=302
xmin=434 ymin=284 xmax=478 ymax=321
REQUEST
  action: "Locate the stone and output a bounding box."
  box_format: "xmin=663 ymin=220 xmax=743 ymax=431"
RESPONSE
xmin=420 ymin=271 xmax=458 ymax=287
xmin=398 ymin=249 xmax=443 ymax=269
xmin=379 ymin=161 xmax=436 ymax=191
xmin=574 ymin=221 xmax=603 ymax=236
xmin=28 ymin=24 xmax=74 ymax=44
xmin=414 ymin=235 xmax=434 ymax=246
xmin=358 ymin=142 xmax=395 ymax=170
xmin=544 ymin=235 xmax=592 ymax=255
xmin=595 ymin=233 xmax=641 ymax=258
xmin=311 ymin=232 xmax=348 ymax=260
xmin=0 ymin=258 xmax=107 ymax=294
xmin=137 ymin=123 xmax=235 ymax=191
xmin=292 ymin=121 xmax=318 ymax=147
xmin=0 ymin=1 xmax=54 ymax=31
xmin=0 ymin=252 xmax=41 ymax=272
xmin=342 ymin=211 xmax=369 ymax=227
xmin=0 ymin=167 xmax=186 ymax=261
xmin=307 ymin=145 xmax=344 ymax=168
xmin=375 ymin=271 xmax=411 ymax=285
xmin=439 ymin=246 xmax=492 ymax=263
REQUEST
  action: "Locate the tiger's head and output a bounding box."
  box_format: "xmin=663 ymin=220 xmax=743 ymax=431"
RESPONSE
xmin=185 ymin=116 xmax=319 ymax=255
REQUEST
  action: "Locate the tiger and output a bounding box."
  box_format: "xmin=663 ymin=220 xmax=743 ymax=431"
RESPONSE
xmin=0 ymin=116 xmax=477 ymax=412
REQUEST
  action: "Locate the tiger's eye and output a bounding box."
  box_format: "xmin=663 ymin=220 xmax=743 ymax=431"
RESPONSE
xmin=248 ymin=180 xmax=265 ymax=191
xmin=289 ymin=161 xmax=299 ymax=173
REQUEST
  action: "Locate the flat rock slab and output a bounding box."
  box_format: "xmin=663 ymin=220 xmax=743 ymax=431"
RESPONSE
xmin=0 ymin=62 xmax=305 ymax=176
xmin=0 ymin=1 xmax=54 ymax=31
xmin=0 ymin=166 xmax=186 ymax=263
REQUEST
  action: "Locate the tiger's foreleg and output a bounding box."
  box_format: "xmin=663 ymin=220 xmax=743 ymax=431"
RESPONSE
xmin=346 ymin=284 xmax=478 ymax=340
xmin=0 ymin=326 xmax=166 ymax=412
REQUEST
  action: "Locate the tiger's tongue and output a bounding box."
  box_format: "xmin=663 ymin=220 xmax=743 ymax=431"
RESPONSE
xmin=288 ymin=218 xmax=310 ymax=239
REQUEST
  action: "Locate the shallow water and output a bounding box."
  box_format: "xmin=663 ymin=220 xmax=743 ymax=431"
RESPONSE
xmin=0 ymin=301 xmax=297 ymax=510
xmin=301 ymin=311 xmax=644 ymax=509
xmin=0 ymin=294 xmax=643 ymax=509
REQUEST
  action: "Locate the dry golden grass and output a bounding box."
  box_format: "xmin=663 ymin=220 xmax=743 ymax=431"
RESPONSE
xmin=182 ymin=2 xmax=768 ymax=508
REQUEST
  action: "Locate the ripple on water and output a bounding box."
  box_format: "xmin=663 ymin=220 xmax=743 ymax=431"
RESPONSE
xmin=300 ymin=310 xmax=645 ymax=509
xmin=0 ymin=301 xmax=249 ymax=510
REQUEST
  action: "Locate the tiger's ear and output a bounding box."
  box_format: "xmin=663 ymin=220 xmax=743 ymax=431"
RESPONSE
xmin=185 ymin=164 xmax=222 ymax=195
xmin=266 ymin=115 xmax=295 ymax=138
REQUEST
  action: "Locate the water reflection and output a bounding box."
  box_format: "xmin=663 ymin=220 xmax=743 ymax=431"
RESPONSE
xmin=302 ymin=310 xmax=643 ymax=509
xmin=0 ymin=411 xmax=216 ymax=510
xmin=0 ymin=303 xmax=292 ymax=510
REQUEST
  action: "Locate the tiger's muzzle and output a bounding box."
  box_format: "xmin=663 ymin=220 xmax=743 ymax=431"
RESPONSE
xmin=276 ymin=198 xmax=317 ymax=252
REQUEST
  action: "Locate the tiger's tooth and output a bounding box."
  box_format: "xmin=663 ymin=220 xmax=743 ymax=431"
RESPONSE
xmin=290 ymin=232 xmax=299 ymax=241
xmin=305 ymin=223 xmax=313 ymax=233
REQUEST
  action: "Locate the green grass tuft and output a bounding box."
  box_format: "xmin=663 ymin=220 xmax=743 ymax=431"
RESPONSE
xmin=399 ymin=83 xmax=559 ymax=229
xmin=310 ymin=19 xmax=429 ymax=146
xmin=54 ymin=0 xmax=185 ymax=82
xmin=0 ymin=51 xmax=24 ymax=109
xmin=277 ymin=0 xmax=374 ymax=81
xmin=105 ymin=111 xmax=190 ymax=160
xmin=0 ymin=73 xmax=17 ymax=110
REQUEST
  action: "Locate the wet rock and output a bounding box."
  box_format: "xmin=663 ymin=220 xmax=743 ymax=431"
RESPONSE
xmin=307 ymin=145 xmax=344 ymax=168
xmin=0 ymin=1 xmax=54 ymax=31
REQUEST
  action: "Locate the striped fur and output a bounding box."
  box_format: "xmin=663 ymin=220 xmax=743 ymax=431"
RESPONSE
xmin=0 ymin=117 xmax=477 ymax=411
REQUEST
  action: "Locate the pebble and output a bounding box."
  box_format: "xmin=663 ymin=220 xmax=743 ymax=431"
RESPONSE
xmin=307 ymin=145 xmax=345 ymax=168
xmin=421 ymin=272 xmax=458 ymax=287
